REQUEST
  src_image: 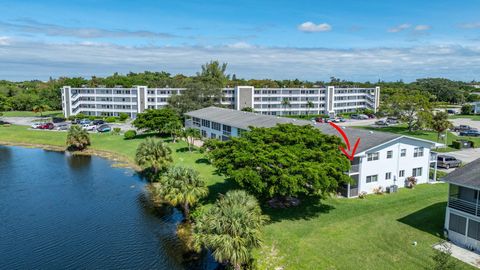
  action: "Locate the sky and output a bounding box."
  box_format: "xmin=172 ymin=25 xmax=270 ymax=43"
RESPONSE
xmin=0 ymin=0 xmax=479 ymax=82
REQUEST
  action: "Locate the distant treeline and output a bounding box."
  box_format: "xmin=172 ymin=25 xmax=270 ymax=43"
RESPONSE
xmin=1 ymin=66 xmax=479 ymax=112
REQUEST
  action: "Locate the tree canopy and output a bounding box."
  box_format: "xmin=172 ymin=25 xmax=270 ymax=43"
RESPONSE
xmin=204 ymin=124 xmax=351 ymax=199
xmin=132 ymin=108 xmax=181 ymax=134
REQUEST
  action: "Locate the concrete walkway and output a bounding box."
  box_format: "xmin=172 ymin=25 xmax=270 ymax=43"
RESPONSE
xmin=433 ymin=242 xmax=480 ymax=268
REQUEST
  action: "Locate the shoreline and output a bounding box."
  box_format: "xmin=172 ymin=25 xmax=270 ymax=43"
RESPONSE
xmin=0 ymin=140 xmax=141 ymax=171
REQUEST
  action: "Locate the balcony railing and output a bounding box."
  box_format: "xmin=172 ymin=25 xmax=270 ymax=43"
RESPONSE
xmin=448 ymin=197 xmax=480 ymax=216
xmin=349 ymin=164 xmax=360 ymax=174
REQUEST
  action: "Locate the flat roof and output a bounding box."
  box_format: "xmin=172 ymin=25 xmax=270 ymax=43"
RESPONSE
xmin=442 ymin=158 xmax=480 ymax=188
xmin=185 ymin=106 xmax=434 ymax=154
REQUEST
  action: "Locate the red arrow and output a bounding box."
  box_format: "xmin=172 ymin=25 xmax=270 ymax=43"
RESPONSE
xmin=329 ymin=122 xmax=361 ymax=161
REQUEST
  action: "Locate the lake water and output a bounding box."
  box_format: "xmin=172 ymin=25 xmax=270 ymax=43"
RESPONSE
xmin=0 ymin=145 xmax=211 ymax=269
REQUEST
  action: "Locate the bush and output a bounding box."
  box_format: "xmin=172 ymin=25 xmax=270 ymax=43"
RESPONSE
xmin=112 ymin=127 xmax=121 ymax=135
xmin=119 ymin=113 xmax=129 ymax=121
xmin=406 ymin=176 xmax=417 ymax=188
xmin=461 ymin=104 xmax=473 ymax=115
xmin=124 ymin=130 xmax=136 ymax=139
xmin=358 ymin=191 xmax=367 ymax=199
xmin=76 ymin=113 xmax=86 ymax=119
xmin=105 ymin=116 xmax=117 ymax=123
xmin=88 ymin=116 xmax=96 ymax=121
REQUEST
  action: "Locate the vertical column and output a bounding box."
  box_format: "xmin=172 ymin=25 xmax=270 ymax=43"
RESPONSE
xmin=327 ymin=86 xmax=335 ymax=116
xmin=374 ymin=86 xmax=381 ymax=113
xmin=62 ymin=86 xmax=72 ymax=118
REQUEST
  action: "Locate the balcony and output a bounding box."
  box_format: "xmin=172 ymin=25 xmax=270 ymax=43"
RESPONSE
xmin=348 ymin=164 xmax=360 ymax=174
xmin=448 ymin=197 xmax=480 ymax=216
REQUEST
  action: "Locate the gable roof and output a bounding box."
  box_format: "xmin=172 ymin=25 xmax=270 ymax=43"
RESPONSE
xmin=185 ymin=106 xmax=436 ymax=154
xmin=442 ymin=158 xmax=480 ymax=189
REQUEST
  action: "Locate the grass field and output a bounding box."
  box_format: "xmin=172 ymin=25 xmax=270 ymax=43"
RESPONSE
xmin=1 ymin=110 xmax=64 ymax=117
xmin=0 ymin=125 xmax=474 ymax=269
xmin=449 ymin=114 xmax=480 ymax=121
xmin=357 ymin=124 xmax=480 ymax=152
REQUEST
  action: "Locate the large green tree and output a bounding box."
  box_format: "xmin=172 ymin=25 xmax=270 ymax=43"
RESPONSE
xmin=182 ymin=127 xmax=201 ymax=152
xmin=66 ymin=125 xmax=90 ymax=151
xmin=150 ymin=166 xmax=208 ymax=221
xmin=132 ymin=108 xmax=180 ymax=135
xmin=168 ymin=61 xmax=228 ymax=115
xmin=193 ymin=190 xmax=267 ymax=270
xmin=135 ymin=137 xmax=173 ymax=175
xmin=380 ymin=90 xmax=433 ymax=131
xmin=204 ymin=124 xmax=351 ymax=199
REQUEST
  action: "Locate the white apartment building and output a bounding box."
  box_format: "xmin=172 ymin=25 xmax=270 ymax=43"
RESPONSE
xmin=185 ymin=107 xmax=442 ymax=197
xmin=61 ymin=85 xmax=380 ymax=118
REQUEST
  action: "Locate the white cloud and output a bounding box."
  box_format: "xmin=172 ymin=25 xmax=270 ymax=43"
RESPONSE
xmin=388 ymin=24 xmax=411 ymax=33
xmin=459 ymin=22 xmax=480 ymax=29
xmin=0 ymin=36 xmax=10 ymax=45
xmin=298 ymin=22 xmax=332 ymax=32
xmin=227 ymin=42 xmax=253 ymax=49
xmin=414 ymin=25 xmax=431 ymax=31
xmin=1 ymin=40 xmax=480 ymax=82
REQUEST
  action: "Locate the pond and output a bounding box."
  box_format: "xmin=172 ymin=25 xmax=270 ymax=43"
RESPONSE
xmin=0 ymin=145 xmax=213 ymax=269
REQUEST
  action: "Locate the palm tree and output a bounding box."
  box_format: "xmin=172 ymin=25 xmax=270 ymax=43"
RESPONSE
xmin=306 ymin=100 xmax=314 ymax=115
xmin=135 ymin=137 xmax=172 ymax=175
xmin=431 ymin=111 xmax=453 ymax=142
xmin=162 ymin=120 xmax=183 ymax=143
xmin=193 ymin=190 xmax=268 ymax=270
xmin=66 ymin=125 xmax=90 ymax=151
xmin=182 ymin=127 xmax=201 ymax=152
xmin=150 ymin=166 xmax=208 ymax=221
xmin=32 ymin=104 xmax=51 ymax=117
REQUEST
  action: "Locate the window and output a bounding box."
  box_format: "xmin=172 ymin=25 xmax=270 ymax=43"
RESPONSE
xmin=201 ymin=119 xmax=211 ymax=128
xmin=413 ymin=147 xmax=424 ymax=157
xmin=400 ymin=149 xmax=406 ymax=157
xmin=399 ymin=170 xmax=405 ymax=177
xmin=468 ymin=219 xmax=480 ymax=241
xmin=367 ymin=152 xmax=379 ymax=161
xmin=223 ymin=125 xmax=231 ymax=134
xmin=387 ymin=150 xmax=393 ymax=159
xmin=212 ymin=122 xmax=221 ymax=131
xmin=385 ymin=172 xmax=392 ymax=180
xmin=449 ymin=213 xmax=466 ymax=235
xmin=412 ymin=167 xmax=423 ymax=177
xmin=201 ymin=130 xmax=207 ymax=138
xmin=366 ymin=175 xmax=378 ymax=183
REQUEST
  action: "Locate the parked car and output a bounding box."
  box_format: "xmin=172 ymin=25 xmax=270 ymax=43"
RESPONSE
xmin=459 ymin=130 xmax=480 ymax=137
xmin=338 ymin=117 xmax=346 ymax=122
xmin=437 ymin=155 xmax=462 ymax=169
xmin=447 ymin=109 xmax=458 ymax=115
xmin=366 ymin=114 xmax=376 ymax=119
xmin=315 ymin=117 xmax=325 ymax=123
xmin=375 ymin=120 xmax=389 ymax=126
xmin=55 ymin=123 xmax=69 ymax=130
xmin=351 ymin=114 xmax=368 ymax=120
xmin=79 ymin=119 xmax=91 ymax=125
xmin=386 ymin=117 xmax=399 ymax=124
xmin=97 ymin=124 xmax=111 ymax=133
xmin=31 ymin=122 xmax=45 ymax=129
xmin=82 ymin=124 xmax=96 ymax=131
xmin=92 ymin=119 xmax=105 ymax=125
xmin=453 ymin=125 xmax=476 ymax=132
xmin=39 ymin=123 xmax=54 ymax=130
xmin=52 ymin=117 xmax=66 ymax=123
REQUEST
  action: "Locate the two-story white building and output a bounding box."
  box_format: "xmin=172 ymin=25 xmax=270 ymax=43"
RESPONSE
xmin=185 ymin=106 xmax=441 ymax=197
xmin=443 ymin=158 xmax=480 ymax=251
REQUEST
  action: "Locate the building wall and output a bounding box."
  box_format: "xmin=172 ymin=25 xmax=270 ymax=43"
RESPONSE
xmin=445 ymin=207 xmax=480 ymax=251
xmin=358 ymin=137 xmax=433 ymax=194
xmin=62 ymin=85 xmax=380 ymax=118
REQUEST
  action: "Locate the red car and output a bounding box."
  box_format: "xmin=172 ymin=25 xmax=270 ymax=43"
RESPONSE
xmin=39 ymin=123 xmax=54 ymax=130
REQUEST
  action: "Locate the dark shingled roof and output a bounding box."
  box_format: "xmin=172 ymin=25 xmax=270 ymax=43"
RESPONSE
xmin=185 ymin=107 xmax=435 ymax=154
xmin=442 ymin=158 xmax=480 ymax=188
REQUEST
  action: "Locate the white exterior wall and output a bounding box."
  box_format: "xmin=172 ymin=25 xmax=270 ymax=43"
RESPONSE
xmin=358 ymin=137 xmax=433 ymax=194
xmin=62 ymin=85 xmax=380 ymax=118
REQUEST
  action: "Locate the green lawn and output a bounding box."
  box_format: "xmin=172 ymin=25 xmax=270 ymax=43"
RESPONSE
xmin=0 ymin=125 xmax=474 ymax=269
xmin=449 ymin=114 xmax=480 ymax=121
xmin=1 ymin=110 xmax=64 ymax=117
xmin=356 ymin=125 xmax=480 ymax=152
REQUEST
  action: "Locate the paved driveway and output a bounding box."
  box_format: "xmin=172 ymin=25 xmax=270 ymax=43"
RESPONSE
xmin=436 ymin=147 xmax=480 ymax=173
xmin=451 ymin=118 xmax=480 ymax=130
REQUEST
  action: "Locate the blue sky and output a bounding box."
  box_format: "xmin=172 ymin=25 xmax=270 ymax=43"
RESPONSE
xmin=0 ymin=0 xmax=479 ymax=81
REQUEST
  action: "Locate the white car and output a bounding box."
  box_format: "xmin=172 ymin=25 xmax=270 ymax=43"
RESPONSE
xmin=82 ymin=124 xmax=96 ymax=131
xmin=31 ymin=122 xmax=44 ymax=129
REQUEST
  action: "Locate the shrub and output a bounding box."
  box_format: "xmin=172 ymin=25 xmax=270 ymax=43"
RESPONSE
xmin=88 ymin=116 xmax=96 ymax=121
xmin=105 ymin=116 xmax=116 ymax=123
xmin=76 ymin=113 xmax=86 ymax=119
xmin=67 ymin=115 xmax=76 ymax=121
xmin=124 ymin=130 xmax=136 ymax=139
xmin=406 ymin=176 xmax=417 ymax=188
xmin=358 ymin=191 xmax=367 ymax=199
xmin=373 ymin=186 xmax=384 ymax=195
xmin=452 ymin=140 xmax=461 ymax=149
xmin=119 ymin=113 xmax=129 ymax=121
xmin=113 ymin=127 xmax=121 ymax=135
xmin=461 ymin=104 xmax=473 ymax=115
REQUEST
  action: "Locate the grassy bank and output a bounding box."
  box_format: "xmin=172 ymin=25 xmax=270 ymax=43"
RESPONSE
xmin=1 ymin=110 xmax=63 ymax=117
xmin=449 ymin=114 xmax=480 ymax=121
xmin=356 ymin=124 xmax=480 ymax=152
xmin=0 ymin=124 xmax=473 ymax=269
